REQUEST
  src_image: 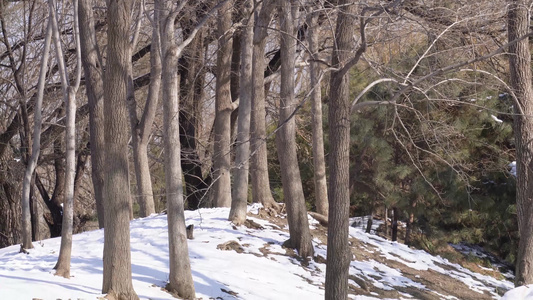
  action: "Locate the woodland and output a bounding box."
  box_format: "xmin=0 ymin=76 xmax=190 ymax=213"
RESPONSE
xmin=0 ymin=0 xmax=532 ymax=299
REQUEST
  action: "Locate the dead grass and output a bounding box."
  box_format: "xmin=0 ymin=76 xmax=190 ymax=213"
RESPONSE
xmin=241 ymin=208 xmax=510 ymax=299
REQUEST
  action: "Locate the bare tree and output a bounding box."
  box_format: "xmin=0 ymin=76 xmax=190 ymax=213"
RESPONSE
xmin=178 ymin=21 xmax=210 ymax=210
xmin=276 ymin=0 xmax=314 ymax=258
xmin=127 ymin=3 xmax=159 ymax=218
xmin=1 ymin=0 xmax=35 ymax=251
xmin=250 ymin=0 xmax=278 ymax=209
xmin=101 ymin=0 xmax=139 ymax=297
xmin=0 ymin=0 xmax=89 ymax=248
xmin=157 ymin=0 xmax=222 ymax=296
xmin=508 ymin=0 xmax=533 ymax=286
xmin=213 ymin=0 xmax=234 ymax=208
xmin=229 ymin=0 xmax=254 ymax=224
xmin=306 ymin=3 xmax=328 ymax=217
xmin=20 ymin=7 xmax=53 ymax=252
xmin=325 ymin=0 xmax=362 ymax=298
xmin=50 ymin=0 xmax=83 ymax=278
xmin=79 ymin=0 xmax=105 ymax=228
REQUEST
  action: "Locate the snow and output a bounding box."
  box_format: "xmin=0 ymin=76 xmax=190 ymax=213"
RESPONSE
xmin=451 ymin=243 xmax=514 ymax=280
xmin=491 ymin=115 xmax=503 ymax=123
xmin=502 ymin=285 xmax=533 ymax=300
xmin=347 ymin=222 xmax=513 ymax=296
xmin=0 ymin=204 xmax=514 ymax=299
xmin=510 ymin=161 xmax=517 ymax=177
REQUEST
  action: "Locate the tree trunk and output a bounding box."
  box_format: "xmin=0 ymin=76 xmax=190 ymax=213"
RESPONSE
xmin=54 ymin=88 xmax=76 ymax=278
xmin=250 ymin=0 xmax=277 ymax=209
xmin=404 ymin=197 xmax=417 ymax=246
xmin=20 ymin=14 xmax=53 ymax=251
xmin=229 ymin=0 xmax=253 ymax=225
xmin=392 ymin=207 xmax=398 ymax=242
xmin=130 ymin=142 xmax=156 ymax=216
xmin=213 ymin=0 xmax=234 ymax=208
xmin=405 ymin=211 xmax=414 ymax=246
xmin=307 ymin=6 xmax=328 ymax=217
xmin=50 ymin=0 xmax=82 ymax=277
xmin=102 ymin=0 xmax=138 ymax=297
xmin=35 ymin=174 xmax=62 ymax=238
xmin=277 ymin=0 xmax=314 ymax=258
xmin=78 ymin=0 xmax=105 ymax=229
xmin=230 ymin=23 xmax=241 ymax=144
xmin=508 ymin=0 xmax=533 ymax=287
xmin=366 ymin=212 xmax=373 ymax=234
xmin=159 ymin=0 xmax=196 ymax=297
xmin=325 ymin=1 xmax=359 ymax=298
xmin=384 ymin=206 xmax=389 ymax=237
xmin=178 ymin=22 xmax=208 ymax=210
xmin=0 ymin=155 xmax=23 ymax=248
xmin=73 ymin=142 xmax=90 ymax=207
xmin=127 ymin=8 xmax=161 ymax=218
xmin=52 ymin=136 xmax=66 ymax=232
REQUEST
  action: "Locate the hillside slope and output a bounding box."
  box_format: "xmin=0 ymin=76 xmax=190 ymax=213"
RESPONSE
xmin=0 ymin=205 xmax=513 ymax=299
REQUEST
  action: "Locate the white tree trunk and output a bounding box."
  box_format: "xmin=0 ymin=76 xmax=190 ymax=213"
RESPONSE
xmin=20 ymin=14 xmax=53 ymax=251
xmin=158 ymin=0 xmax=196 ymax=297
xmin=51 ymin=0 xmax=82 ymax=278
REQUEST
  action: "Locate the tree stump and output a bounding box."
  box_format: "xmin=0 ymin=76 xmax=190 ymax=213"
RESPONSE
xmin=186 ymin=224 xmax=194 ymax=240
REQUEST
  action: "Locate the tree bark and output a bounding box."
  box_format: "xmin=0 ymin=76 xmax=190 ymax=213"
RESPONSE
xmin=325 ymin=1 xmax=359 ymax=298
xmin=20 ymin=12 xmax=53 ymax=251
xmin=78 ymin=0 xmax=105 ymax=229
xmin=159 ymin=0 xmax=196 ymax=298
xmin=213 ymin=0 xmax=234 ymax=208
xmin=405 ymin=211 xmax=414 ymax=246
xmin=50 ymin=0 xmax=82 ymax=277
xmin=307 ymin=9 xmax=328 ymax=217
xmin=178 ymin=25 xmax=209 ymax=210
xmin=35 ymin=173 xmax=62 ymax=238
xmin=392 ymin=207 xmax=398 ymax=242
xmin=127 ymin=6 xmax=161 ymax=218
xmin=102 ymin=0 xmax=138 ymax=297
xmin=0 ymin=156 xmax=23 ymax=249
xmin=404 ymin=198 xmax=417 ymax=246
xmin=230 ymin=18 xmax=241 ymax=144
xmin=277 ymin=0 xmax=314 ymax=258
xmin=52 ymin=136 xmax=66 ymax=230
xmin=366 ymin=212 xmax=373 ymax=234
xmin=54 ymin=89 xmax=76 ymax=278
xmin=229 ymin=0 xmax=253 ymax=225
xmin=508 ymin=0 xmax=533 ymax=287
xmin=384 ymin=206 xmax=389 ymax=237
xmin=250 ymin=0 xmax=277 ymax=209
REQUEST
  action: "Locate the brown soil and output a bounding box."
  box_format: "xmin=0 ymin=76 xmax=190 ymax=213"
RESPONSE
xmin=216 ymin=240 xmax=244 ymax=253
xmin=244 ymin=208 xmax=511 ymax=299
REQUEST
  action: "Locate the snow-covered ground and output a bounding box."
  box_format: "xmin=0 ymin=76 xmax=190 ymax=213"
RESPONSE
xmin=0 ymin=204 xmax=515 ymax=299
xmin=501 ymin=284 xmax=533 ymax=300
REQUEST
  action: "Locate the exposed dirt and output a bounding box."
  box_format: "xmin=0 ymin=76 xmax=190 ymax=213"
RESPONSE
xmin=240 ymin=208 xmax=511 ymax=299
xmin=243 ymin=218 xmax=264 ymax=230
xmin=216 ymin=240 xmax=244 ymax=253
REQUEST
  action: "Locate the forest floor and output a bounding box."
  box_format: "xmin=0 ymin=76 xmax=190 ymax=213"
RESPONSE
xmin=0 ymin=204 xmax=514 ymax=299
xmin=257 ymin=207 xmax=513 ymax=299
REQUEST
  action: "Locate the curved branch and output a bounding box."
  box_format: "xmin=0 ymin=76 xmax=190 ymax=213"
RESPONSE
xmin=350 ymin=78 xmax=402 ymax=112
